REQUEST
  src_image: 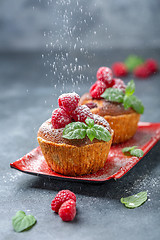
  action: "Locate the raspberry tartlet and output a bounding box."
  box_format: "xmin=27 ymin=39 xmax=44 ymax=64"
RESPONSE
xmin=37 ymin=93 xmax=113 ymax=176
xmin=79 ymin=67 xmax=144 ymax=144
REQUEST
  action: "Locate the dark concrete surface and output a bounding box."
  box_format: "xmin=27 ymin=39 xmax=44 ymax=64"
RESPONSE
xmin=0 ymin=49 xmax=160 ymax=240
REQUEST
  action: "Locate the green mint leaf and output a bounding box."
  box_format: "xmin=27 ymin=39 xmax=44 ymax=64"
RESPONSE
xmin=125 ymin=80 xmax=135 ymax=96
xmin=123 ymin=93 xmax=144 ymax=114
xmin=121 ymin=191 xmax=147 ymax=208
xmin=129 ymin=95 xmax=144 ymax=114
xmin=122 ymin=146 xmax=144 ymax=158
xmin=101 ymin=88 xmax=124 ymax=103
xmin=100 ymin=79 xmax=144 ymax=114
xmin=63 ymin=122 xmax=87 ymax=139
xmin=93 ymin=124 xmax=111 ymax=142
xmin=86 ymin=128 xmax=96 ymax=142
xmin=12 ymin=211 xmax=36 ymax=232
xmin=130 ymin=149 xmax=144 ymax=158
xmin=85 ymin=117 xmax=94 ymax=128
xmin=122 ymin=146 xmax=137 ymax=153
xmin=124 ymin=55 xmax=144 ymax=71
xmin=63 ymin=120 xmax=111 ymax=142
xmin=123 ymin=95 xmax=132 ymax=110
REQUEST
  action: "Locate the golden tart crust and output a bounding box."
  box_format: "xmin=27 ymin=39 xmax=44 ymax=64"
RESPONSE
xmin=79 ymin=93 xmax=140 ymax=144
xmin=37 ymin=116 xmax=113 ymax=176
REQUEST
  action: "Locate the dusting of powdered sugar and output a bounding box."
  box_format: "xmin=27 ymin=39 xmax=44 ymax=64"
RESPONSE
xmin=93 ymin=114 xmax=111 ymax=131
xmin=124 ymin=174 xmax=160 ymax=200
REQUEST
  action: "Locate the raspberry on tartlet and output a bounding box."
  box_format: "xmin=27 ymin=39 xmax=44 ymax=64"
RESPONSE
xmin=58 ymin=92 xmax=80 ymax=113
xmin=112 ymin=78 xmax=126 ymax=92
xmin=145 ymin=59 xmax=158 ymax=74
xmin=96 ymin=66 xmax=113 ymax=86
xmin=134 ymin=64 xmax=150 ymax=78
xmin=51 ymin=108 xmax=72 ymax=129
xmin=72 ymin=105 xmax=94 ymax=123
xmin=134 ymin=59 xmax=158 ymax=78
xmin=112 ymin=62 xmax=128 ymax=77
xmin=90 ymin=81 xmax=107 ymax=99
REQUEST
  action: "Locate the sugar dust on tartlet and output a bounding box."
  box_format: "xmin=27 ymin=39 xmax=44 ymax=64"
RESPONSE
xmin=37 ymin=92 xmax=113 ymax=176
xmin=79 ymin=67 xmax=144 ymax=144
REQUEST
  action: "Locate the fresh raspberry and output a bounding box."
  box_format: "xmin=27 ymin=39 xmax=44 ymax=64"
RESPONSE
xmin=72 ymin=105 xmax=94 ymax=123
xmin=112 ymin=62 xmax=128 ymax=77
xmin=51 ymin=190 xmax=76 ymax=213
xmin=89 ymin=81 xmax=106 ymax=99
xmin=51 ymin=108 xmax=72 ymax=129
xmin=134 ymin=64 xmax=150 ymax=78
xmin=58 ymin=92 xmax=80 ymax=113
xmin=96 ymin=67 xmax=113 ymax=86
xmin=85 ymin=102 xmax=98 ymax=109
xmin=59 ymin=199 xmax=76 ymax=222
xmin=112 ymin=78 xmax=126 ymax=92
xmin=145 ymin=59 xmax=158 ymax=74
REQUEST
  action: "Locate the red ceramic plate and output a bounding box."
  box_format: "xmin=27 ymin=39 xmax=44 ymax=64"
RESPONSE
xmin=10 ymin=122 xmax=160 ymax=183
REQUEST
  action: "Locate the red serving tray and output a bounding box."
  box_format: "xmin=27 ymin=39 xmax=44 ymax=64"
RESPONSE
xmin=10 ymin=122 xmax=160 ymax=183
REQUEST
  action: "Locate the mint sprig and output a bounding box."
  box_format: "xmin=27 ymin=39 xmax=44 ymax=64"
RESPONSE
xmin=122 ymin=146 xmax=137 ymax=153
xmin=63 ymin=122 xmax=87 ymax=139
xmin=101 ymin=88 xmax=124 ymax=103
xmin=12 ymin=211 xmax=36 ymax=232
xmin=128 ymin=95 xmax=144 ymax=113
xmin=101 ymin=80 xmax=144 ymax=114
xmin=121 ymin=191 xmax=147 ymax=208
xmin=92 ymin=124 xmax=111 ymax=142
xmin=125 ymin=79 xmax=135 ymax=96
xmin=124 ymin=55 xmax=144 ymax=71
xmin=63 ymin=117 xmax=111 ymax=142
xmin=122 ymin=146 xmax=144 ymax=158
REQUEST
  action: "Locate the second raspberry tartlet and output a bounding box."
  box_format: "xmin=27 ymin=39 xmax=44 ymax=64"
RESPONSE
xmin=79 ymin=67 xmax=144 ymax=144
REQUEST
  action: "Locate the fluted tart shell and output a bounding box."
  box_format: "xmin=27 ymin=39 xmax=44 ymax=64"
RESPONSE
xmin=79 ymin=93 xmax=140 ymax=144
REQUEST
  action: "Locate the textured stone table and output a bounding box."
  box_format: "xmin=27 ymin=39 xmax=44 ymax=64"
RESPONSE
xmin=0 ymin=49 xmax=160 ymax=240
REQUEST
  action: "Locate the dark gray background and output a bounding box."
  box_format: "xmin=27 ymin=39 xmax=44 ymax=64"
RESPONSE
xmin=0 ymin=0 xmax=160 ymax=240
xmin=0 ymin=0 xmax=160 ymax=51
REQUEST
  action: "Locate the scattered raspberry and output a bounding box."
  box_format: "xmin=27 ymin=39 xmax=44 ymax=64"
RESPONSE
xmin=112 ymin=62 xmax=128 ymax=77
xmin=58 ymin=92 xmax=80 ymax=113
xmin=89 ymin=81 xmax=106 ymax=99
xmin=112 ymin=78 xmax=126 ymax=92
xmin=96 ymin=67 xmax=113 ymax=86
xmin=51 ymin=108 xmax=72 ymax=129
xmin=51 ymin=190 xmax=76 ymax=213
xmin=85 ymin=102 xmax=98 ymax=109
xmin=134 ymin=64 xmax=150 ymax=78
xmin=72 ymin=105 xmax=94 ymax=123
xmin=59 ymin=199 xmax=76 ymax=222
xmin=145 ymin=59 xmax=158 ymax=74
